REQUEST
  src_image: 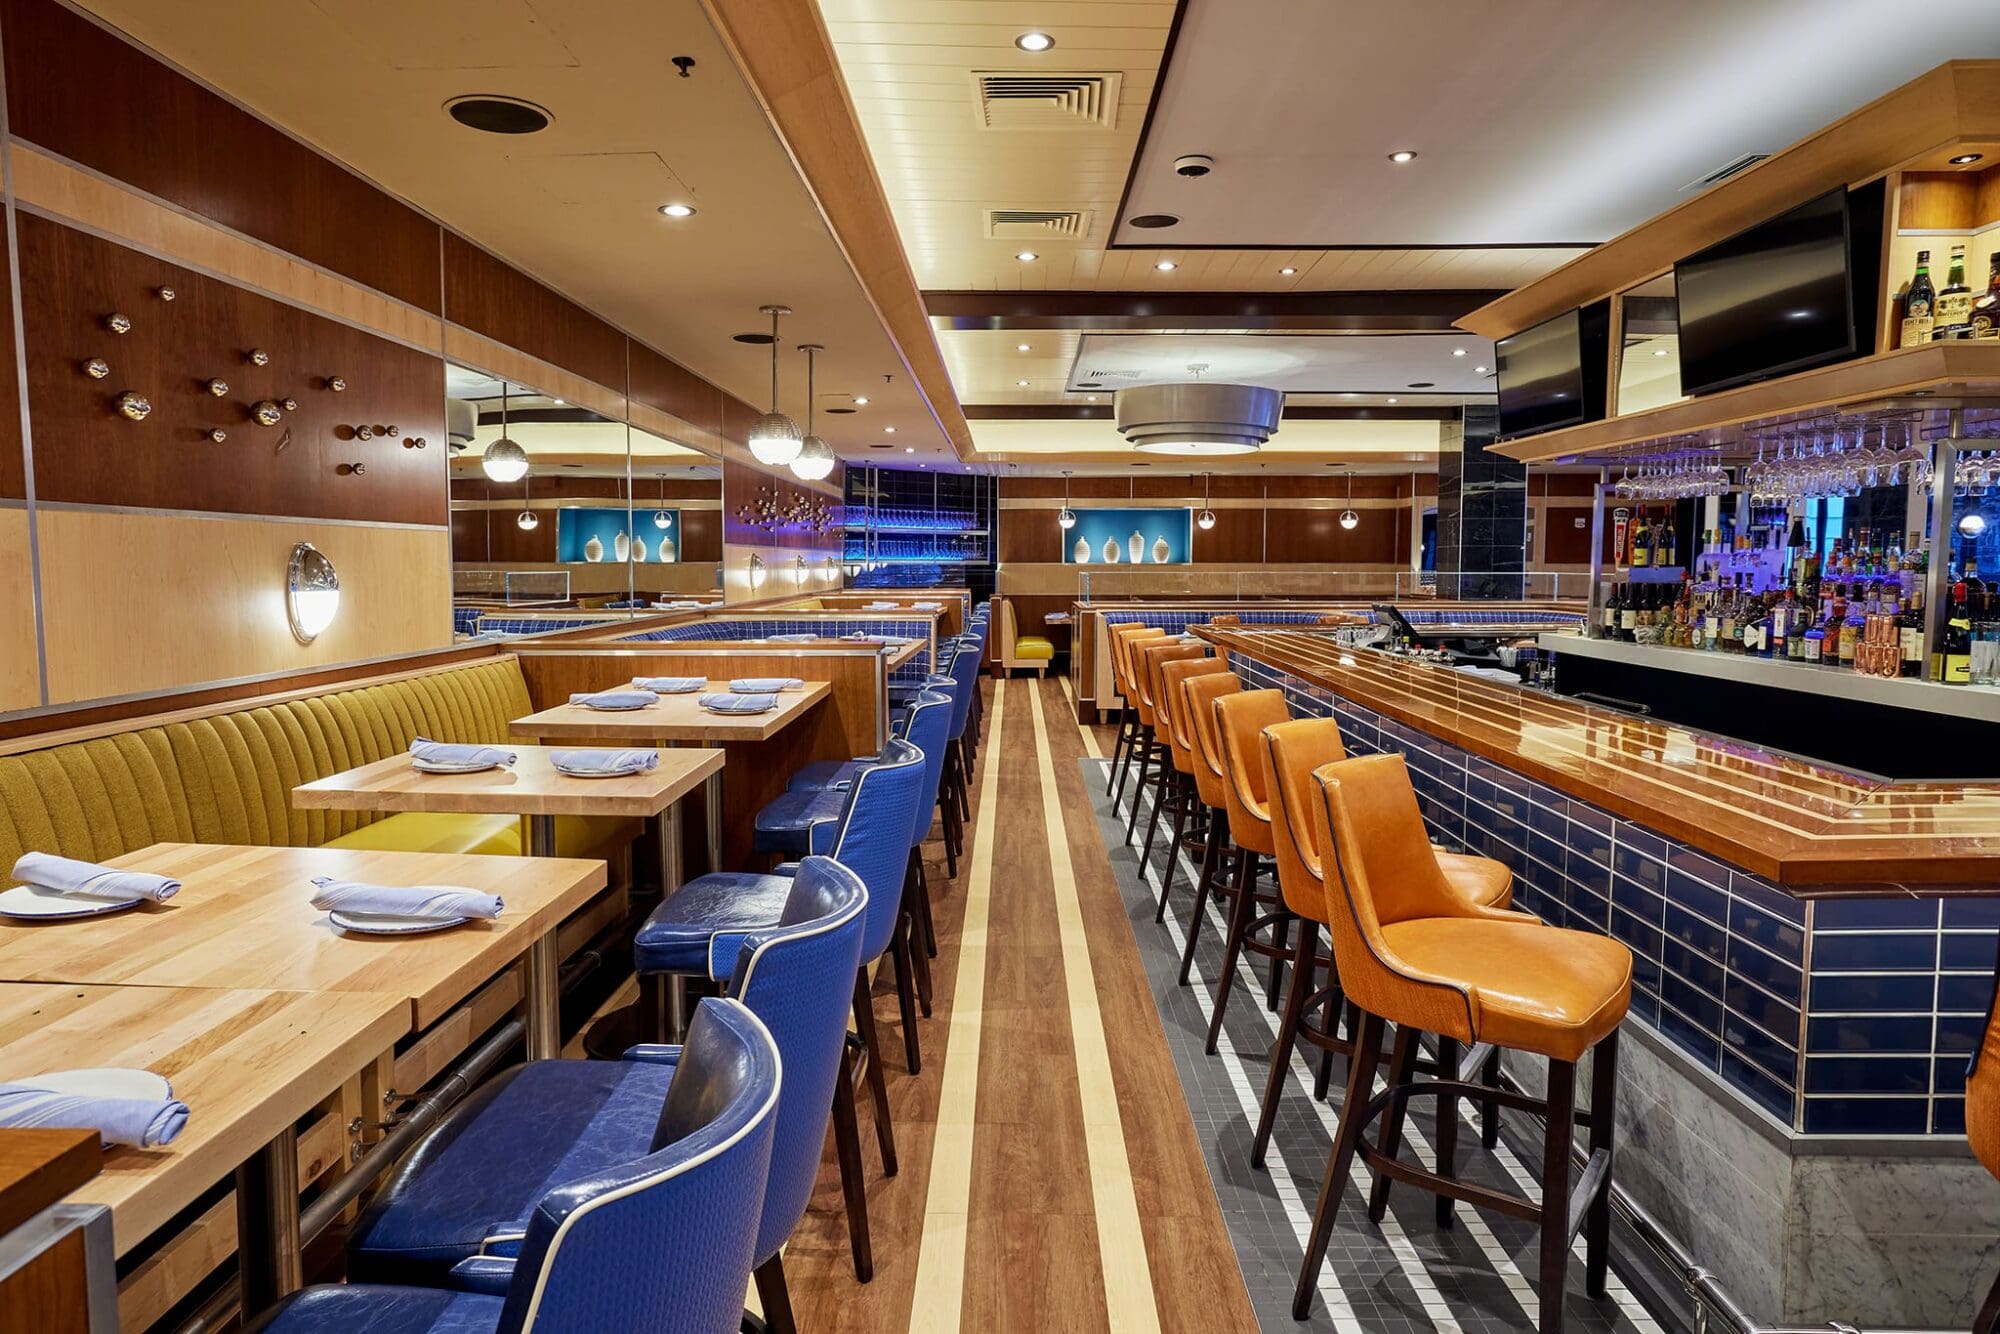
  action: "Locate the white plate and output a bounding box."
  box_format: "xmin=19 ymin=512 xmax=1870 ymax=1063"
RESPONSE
xmin=553 ymin=766 xmax=649 ymax=780
xmin=578 ymin=700 xmax=652 ymax=712
xmin=330 ymin=910 xmax=468 ymax=935
xmin=0 ymin=884 xmax=143 ymax=920
xmin=12 ymin=1068 xmax=171 ymax=1100
xmin=411 ymin=757 xmax=504 ymax=774
xmin=701 ymin=702 xmax=775 ymax=716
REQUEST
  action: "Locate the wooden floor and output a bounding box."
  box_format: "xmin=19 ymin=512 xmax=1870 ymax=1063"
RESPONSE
xmin=779 ymin=674 xmax=1259 ymax=1332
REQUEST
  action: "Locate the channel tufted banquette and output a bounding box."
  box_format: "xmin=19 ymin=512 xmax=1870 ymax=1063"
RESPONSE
xmin=0 ymin=656 xmax=631 ymax=886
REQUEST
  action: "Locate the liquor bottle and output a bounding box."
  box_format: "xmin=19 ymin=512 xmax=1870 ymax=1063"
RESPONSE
xmin=1630 ymin=513 xmax=1652 ymax=569
xmin=1661 ymin=513 xmax=1678 ymax=569
xmin=1900 ymin=581 xmax=1926 ymax=678
xmin=1972 ymin=252 xmax=2000 ymax=339
xmin=1601 ymin=584 xmax=1621 ymax=637
xmin=1903 ymin=250 xmax=1937 ymax=347
xmin=1938 ymin=244 xmax=1974 ymax=338
xmin=1619 ymin=584 xmax=1639 ymax=642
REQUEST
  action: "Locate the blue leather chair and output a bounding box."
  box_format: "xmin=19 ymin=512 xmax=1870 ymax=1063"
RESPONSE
xmin=254 ymin=999 xmax=779 ymax=1334
xmin=938 ymin=632 xmax=984 ymax=835
xmin=346 ymin=865 xmax=869 ymax=1326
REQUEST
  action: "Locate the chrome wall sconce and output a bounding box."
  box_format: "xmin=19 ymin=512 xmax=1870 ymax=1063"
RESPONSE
xmin=747 ymin=552 xmax=767 ymax=590
xmin=792 ymin=554 xmax=808 ymax=587
xmin=286 ymin=542 xmax=340 ymax=644
xmin=114 ymin=391 xmax=151 ymax=421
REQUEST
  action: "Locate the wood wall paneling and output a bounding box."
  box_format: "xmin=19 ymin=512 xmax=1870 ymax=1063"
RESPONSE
xmin=0 ymin=509 xmax=38 ymax=712
xmin=36 ymin=509 xmax=450 ymax=705
xmin=676 ymin=508 xmax=723 ymax=563
xmin=1542 ymin=503 xmax=1598 ymax=565
xmin=627 ymin=340 xmax=726 ymax=439
xmin=1192 ymin=508 xmax=1264 ymax=564
xmin=18 ymin=215 xmax=447 ymax=524
xmin=0 ymin=218 xmax=22 ymax=500
xmin=440 ymin=233 xmax=628 ymax=394
xmin=0 ymin=0 xmax=442 ymax=313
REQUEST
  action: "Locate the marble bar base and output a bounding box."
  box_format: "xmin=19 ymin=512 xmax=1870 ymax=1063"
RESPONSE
xmin=1506 ymin=1022 xmax=2000 ymax=1328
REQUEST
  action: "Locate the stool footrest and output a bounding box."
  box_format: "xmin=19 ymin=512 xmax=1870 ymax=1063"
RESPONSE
xmin=1565 ymin=1147 xmax=1612 ymax=1246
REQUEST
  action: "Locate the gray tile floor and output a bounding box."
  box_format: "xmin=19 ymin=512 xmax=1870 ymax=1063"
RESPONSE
xmin=1090 ymin=757 xmax=1689 ymax=1334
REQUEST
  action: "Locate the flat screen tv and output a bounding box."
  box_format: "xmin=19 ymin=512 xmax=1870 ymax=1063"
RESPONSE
xmin=1494 ymin=301 xmax=1610 ymax=440
xmin=1674 ymin=187 xmax=1858 ymax=397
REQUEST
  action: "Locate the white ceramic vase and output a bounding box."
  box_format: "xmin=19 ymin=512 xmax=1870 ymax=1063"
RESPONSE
xmin=612 ymin=532 xmax=631 ymax=562
xmin=1073 ymin=535 xmax=1090 ymax=563
xmin=1152 ymin=535 xmax=1170 ymax=564
xmin=583 ymin=535 xmax=604 ymax=563
xmin=1102 ymin=535 xmax=1120 ymax=563
xmin=632 ymin=535 xmax=648 ymax=562
xmin=1127 ymin=531 xmax=1144 ymax=564
xmin=658 ymin=537 xmax=677 ymax=563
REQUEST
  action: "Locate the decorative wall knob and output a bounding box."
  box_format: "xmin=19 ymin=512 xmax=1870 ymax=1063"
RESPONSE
xmin=209 ymin=428 xmax=228 ymax=443
xmin=326 ymin=375 xmax=347 ymax=392
xmin=205 ymin=378 xmax=229 ymax=397
xmin=82 ymin=357 xmax=109 ymax=379
xmin=405 ymin=436 xmax=427 ymax=449
xmin=157 ymin=286 xmax=175 ymax=302
xmin=281 ymin=397 xmax=298 ymax=412
xmin=384 ymin=425 xmax=399 ymax=438
xmin=251 ymin=400 xmax=284 ymax=427
xmin=354 ymin=424 xmax=373 ymax=440
xmin=115 ymin=391 xmax=151 ymax=421
xmin=249 ymin=349 xmax=270 ymax=367
xmin=339 ymin=462 xmax=366 ymax=476
xmin=105 ymin=313 xmax=132 ymax=334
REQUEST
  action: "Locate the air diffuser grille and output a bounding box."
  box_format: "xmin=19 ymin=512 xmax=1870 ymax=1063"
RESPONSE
xmin=972 ymin=71 xmax=1121 ymax=130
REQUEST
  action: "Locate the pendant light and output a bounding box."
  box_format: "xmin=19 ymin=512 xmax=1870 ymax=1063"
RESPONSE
xmin=747 ymin=304 xmax=803 ymax=466
xmin=1339 ymin=469 xmax=1360 ymax=530
xmin=515 ymin=469 xmax=538 ymax=529
xmin=790 ymin=343 xmax=836 ymax=481
xmin=1057 ymin=469 xmax=1076 ymax=529
xmin=481 ymin=382 xmax=529 ymax=483
xmin=1196 ymin=471 xmax=1216 ymax=530
xmin=653 ymin=472 xmax=673 ymax=529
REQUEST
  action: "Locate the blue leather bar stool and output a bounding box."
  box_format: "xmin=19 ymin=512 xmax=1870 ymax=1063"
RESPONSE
xmin=938 ymin=633 xmax=983 ymax=846
xmin=252 ymin=999 xmax=780 ymax=1334
xmin=347 ymin=863 xmax=870 ymax=1331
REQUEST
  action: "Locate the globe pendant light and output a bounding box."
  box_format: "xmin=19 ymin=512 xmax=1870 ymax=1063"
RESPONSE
xmin=747 ymin=304 xmax=803 ymax=466
xmin=791 ymin=343 xmax=836 ymax=481
xmin=1057 ymin=468 xmax=1076 ymax=529
xmin=481 ymin=382 xmax=529 ymax=482
xmin=1196 ymin=471 xmax=1216 ymax=529
xmin=1339 ymin=470 xmax=1359 ymax=530
xmin=653 ymin=472 xmax=673 ymax=529
xmin=516 ymin=469 xmax=538 ymax=529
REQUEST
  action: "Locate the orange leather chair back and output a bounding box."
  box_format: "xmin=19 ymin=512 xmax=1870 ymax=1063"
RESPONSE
xmin=1311 ymin=754 xmax=1479 ymax=1044
xmin=1161 ymin=658 xmax=1230 ymax=776
xmin=1213 ymin=689 xmax=1290 ymax=857
xmin=1970 ymin=986 xmax=2000 ymax=1179
xmin=1210 ymin=614 xmax=1241 ymax=627
xmin=1182 ymin=672 xmax=1242 ymax=810
xmin=1262 ymin=718 xmax=1348 ymax=923
xmin=1135 ymin=641 xmax=1205 ymax=728
xmin=1110 ymin=625 xmax=1166 ymax=700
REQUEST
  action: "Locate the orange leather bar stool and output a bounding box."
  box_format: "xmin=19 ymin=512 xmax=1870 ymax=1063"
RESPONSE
xmin=1148 ymin=656 xmax=1232 ymax=915
xmin=1107 ymin=625 xmax=1168 ymax=802
xmin=1202 ymin=688 xmax=1297 ymax=1052
xmin=1125 ymin=640 xmax=1208 ymax=845
xmin=1175 ymin=669 xmax=1243 ymax=980
xmin=1297 ymin=753 xmax=1632 ymax=1331
xmin=1969 ymin=942 xmax=2000 ymax=1333
xmin=1254 ymin=718 xmax=1514 ymax=1171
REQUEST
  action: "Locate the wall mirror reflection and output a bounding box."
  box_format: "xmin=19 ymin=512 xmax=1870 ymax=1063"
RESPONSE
xmin=1615 ymin=273 xmax=1683 ymax=415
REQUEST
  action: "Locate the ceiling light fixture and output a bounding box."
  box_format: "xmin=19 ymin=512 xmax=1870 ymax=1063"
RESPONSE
xmin=854 ymin=396 xmax=869 ymax=406
xmin=1016 ymin=379 xmax=1030 ymax=387
xmin=657 ymin=203 xmax=696 ymax=218
xmin=1387 ymin=150 xmax=1418 ymax=163
xmin=1951 ymin=153 xmax=1984 ymax=165
xmin=480 ymin=382 xmax=529 ymax=482
xmin=1196 ymin=471 xmax=1216 ymax=530
xmin=1120 ymin=365 xmax=1283 ymax=456
xmin=1339 ymin=471 xmax=1359 ymax=530
xmin=1452 ymin=348 xmax=1467 ymax=357
xmin=1154 ymin=260 xmax=1178 ymax=271
xmin=791 ymin=344 xmax=836 ymax=481
xmin=516 ymin=469 xmax=539 ymax=530
xmin=446 ymin=95 xmax=551 ymax=135
xmin=904 ymin=446 xmax=915 ymax=453
xmin=1058 ymin=469 xmax=1077 ymax=530
xmin=1015 ymin=250 xmax=1039 ymax=262
xmin=1015 ymin=31 xmax=1055 ymax=52
xmin=1279 ymin=266 xmax=1298 ymax=275
xmin=654 ymin=471 xmax=674 ymax=529
xmin=1016 ymin=343 xmax=1031 ymax=352
xmin=1654 ymin=348 xmax=1669 ymax=357
xmin=1474 ymin=365 xmax=1488 ymax=374
xmin=884 ymin=426 xmax=896 ymax=434
xmin=1387 ymin=397 xmax=1398 ymax=404
xmin=747 ymin=305 xmax=802 ymax=466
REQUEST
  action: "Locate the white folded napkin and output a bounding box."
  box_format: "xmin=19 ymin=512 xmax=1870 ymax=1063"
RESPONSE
xmin=729 ymin=677 xmax=803 ymax=693
xmin=568 ymin=689 xmax=658 ymax=710
xmin=632 ymin=676 xmax=705 ymax=694
xmin=0 ymin=1076 xmax=188 ymax=1148
xmin=309 ymin=877 xmax=503 ymax=920
xmin=12 ymin=852 xmax=179 ymax=904
xmin=409 ymin=738 xmax=516 ymax=768
xmin=552 ymin=749 xmax=660 ymax=777
xmin=698 ymin=693 xmax=778 ymax=715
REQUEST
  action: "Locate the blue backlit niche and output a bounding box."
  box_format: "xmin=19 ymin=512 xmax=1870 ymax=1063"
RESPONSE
xmin=1062 ymin=507 xmax=1192 ymax=565
xmin=556 ymin=507 xmax=680 ymax=563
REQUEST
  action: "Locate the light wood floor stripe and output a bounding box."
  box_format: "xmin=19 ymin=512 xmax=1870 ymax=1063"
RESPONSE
xmin=1026 ymin=683 xmax=1165 ymax=1334
xmin=1058 ymin=673 xmax=1104 ymax=759
xmin=906 ymin=678 xmax=1007 ymax=1332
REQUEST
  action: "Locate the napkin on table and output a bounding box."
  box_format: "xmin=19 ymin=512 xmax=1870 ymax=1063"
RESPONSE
xmin=11 ymin=852 xmax=180 ymax=904
xmin=729 ymin=677 xmax=803 ymax=693
xmin=409 ymin=737 xmax=516 ymax=768
xmin=767 ymin=633 xmax=819 ymax=643
xmin=552 ymin=749 xmax=659 ymax=777
xmin=0 ymin=1078 xmax=188 ymax=1148
xmin=309 ymin=876 xmax=503 ymax=921
xmin=698 ymin=693 xmax=778 ymax=716
xmin=632 ymin=676 xmax=705 ymax=694
xmin=568 ymin=689 xmax=658 ymax=710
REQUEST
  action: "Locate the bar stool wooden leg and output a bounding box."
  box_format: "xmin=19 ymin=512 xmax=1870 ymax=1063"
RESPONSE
xmin=753 ymin=1254 xmax=798 ymax=1334
xmin=1108 ymin=705 xmax=1130 ymax=794
xmin=1153 ymin=780 xmax=1194 ymax=915
xmin=1365 ymin=1025 xmax=1420 ymax=1223
xmin=851 ymin=976 xmax=898 ymax=1177
xmin=831 ymin=1043 xmax=874 ymax=1281
xmin=1293 ymin=1009 xmax=1387 ymax=1320
xmin=1482 ymin=1048 xmax=1504 ymax=1148
xmin=1125 ymin=735 xmax=1155 ymax=841
xmin=1585 ymin=1031 xmax=1619 ymax=1298
xmin=1977 ymin=1273 xmax=2000 ymax=1334
xmin=890 ymin=918 xmax=923 ymax=1074
xmin=1251 ymin=917 xmax=1320 ymax=1168
xmin=1435 ymin=1036 xmax=1459 ymax=1229
xmin=1204 ymin=850 xmax=1259 ymax=1054
xmin=1540 ymin=1057 xmax=1578 ymax=1333
xmin=1266 ymin=911 xmax=1291 ymax=1012
xmin=1177 ymin=816 xmax=1228 ymax=985
xmin=1141 ymin=756 xmax=1172 ymax=869
xmin=1312 ymin=994 xmax=1344 ymax=1101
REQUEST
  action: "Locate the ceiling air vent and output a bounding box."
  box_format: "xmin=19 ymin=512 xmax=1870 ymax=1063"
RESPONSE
xmin=984 ymin=208 xmax=1091 ymax=241
xmin=1682 ymin=152 xmax=1769 ymax=192
xmin=971 ymin=71 xmax=1121 ymax=130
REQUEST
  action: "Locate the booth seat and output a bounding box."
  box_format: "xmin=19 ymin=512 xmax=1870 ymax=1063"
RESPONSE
xmin=0 ymin=656 xmax=631 ymax=883
xmin=997 ymin=598 xmax=1053 ymax=675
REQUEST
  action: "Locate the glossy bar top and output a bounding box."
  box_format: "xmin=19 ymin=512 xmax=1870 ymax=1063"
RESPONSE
xmin=1202 ymin=626 xmax=2000 ymax=894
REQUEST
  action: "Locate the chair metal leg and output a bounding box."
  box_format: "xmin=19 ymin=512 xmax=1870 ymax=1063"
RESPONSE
xmin=1584 ymin=1032 xmax=1618 ymax=1299
xmin=891 ymin=918 xmax=923 ymax=1074
xmin=753 ymin=1254 xmax=798 ymax=1334
xmin=1204 ymin=850 xmax=1258 ymax=1055
xmin=1435 ymin=1036 xmax=1460 ymax=1229
xmin=1365 ymin=1025 xmax=1420 ymax=1224
xmin=1177 ymin=817 xmax=1227 ymax=985
xmin=852 ymin=974 xmax=897 ymax=1177
xmin=831 ymin=1044 xmax=874 ymax=1282
xmin=1293 ymin=1010 xmax=1386 ymax=1320
xmin=1251 ymin=918 xmax=1319 ymax=1168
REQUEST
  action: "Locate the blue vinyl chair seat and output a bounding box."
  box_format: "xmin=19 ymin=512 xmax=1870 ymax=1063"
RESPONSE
xmin=787 ymin=757 xmax=867 ymax=792
xmin=633 ymin=872 xmax=794 ymax=975
xmin=751 ymin=786 xmax=848 ymax=856
xmin=248 ymin=1286 xmax=504 ymax=1334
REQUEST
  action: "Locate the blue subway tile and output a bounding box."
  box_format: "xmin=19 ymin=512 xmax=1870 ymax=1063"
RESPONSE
xmin=1612 ymin=845 xmax=1668 ymax=893
xmin=1611 ymin=874 xmax=1665 ymax=927
xmin=1567 ymin=800 xmax=1615 ymax=835
xmin=1934 ymin=1098 xmax=1967 ymax=1135
xmin=1618 ymin=825 xmax=1667 ymax=861
xmin=1804 ymin=1055 xmax=1930 ymax=1095
xmin=1722 ymin=1011 xmax=1798 ymax=1087
xmin=1729 ymin=897 xmax=1806 ymax=965
xmin=1809 ymin=933 xmax=1938 ymax=974
xmin=1809 ymin=972 xmax=1936 ymax=1013
xmin=1726 ymin=939 xmax=1802 ymax=1006
xmin=1569 ymin=825 xmax=1612 ymax=869
xmin=1664 ymin=903 xmax=1727 ymax=964
xmin=1630 ymin=950 xmax=1663 ymax=998
xmin=1938 ymin=1013 xmax=1986 ymax=1054
xmin=1731 ymin=871 xmax=1805 ymax=925
xmin=1934 ymin=1055 xmax=1969 ymax=1096
xmin=1568 ymin=851 xmax=1612 ymax=901
xmin=1627 ymin=986 xmax=1660 ymax=1027
xmin=1610 ymin=907 xmax=1663 ymax=960
xmin=1944 ymin=899 xmax=2000 ymax=929
xmin=1666 ymin=844 xmax=1735 ymax=890
xmin=1663 ymin=941 xmax=1725 ymax=1002
xmin=1724 ymin=976 xmax=1801 ymax=1041
xmin=1666 ymin=870 xmax=1729 ymax=927
xmin=1657 ymin=1001 xmax=1722 ymax=1068
xmin=1721 ymin=1053 xmax=1796 ymax=1124
xmin=1939 ymin=932 xmax=1999 ymax=971
xmin=1528 ymin=802 xmax=1569 ymax=842
xmin=1802 ymin=1097 xmax=1929 ymax=1135
xmin=1939 ymin=973 xmax=1995 ymax=1012
xmin=1814 ymin=897 xmax=1942 ymax=930
xmin=1565 ymin=880 xmax=1611 ymax=932
xmin=1806 ymin=1013 xmax=1933 ymax=1054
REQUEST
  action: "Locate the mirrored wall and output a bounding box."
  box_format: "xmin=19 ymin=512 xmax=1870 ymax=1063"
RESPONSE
xmin=444 ymin=364 xmax=723 ymax=626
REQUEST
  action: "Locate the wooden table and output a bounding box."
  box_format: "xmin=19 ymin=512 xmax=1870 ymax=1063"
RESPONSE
xmin=292 ymin=743 xmax=725 ymax=899
xmin=0 ymin=844 xmax=605 ymax=1058
xmin=0 ymin=981 xmax=405 ymax=1309
xmin=508 ymin=681 xmax=831 ymax=745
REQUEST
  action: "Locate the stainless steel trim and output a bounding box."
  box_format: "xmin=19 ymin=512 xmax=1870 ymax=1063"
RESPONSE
xmin=522 ymin=927 xmax=560 ymax=1061
xmin=1921 ymin=422 xmax=1958 ymax=681
xmin=234 ymin=1125 xmax=302 ymax=1315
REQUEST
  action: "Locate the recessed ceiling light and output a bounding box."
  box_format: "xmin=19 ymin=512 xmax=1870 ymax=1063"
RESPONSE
xmin=1951 ymin=153 xmax=1984 ymax=165
xmin=657 ymin=203 xmax=695 ymax=218
xmin=905 ymin=446 xmax=916 ymax=453
xmin=1386 ymin=397 xmax=1398 ymax=404
xmin=1653 ymin=348 xmax=1669 ymax=357
xmin=1340 ymin=392 xmax=1359 ymax=398
xmin=854 ymin=396 xmax=869 ymax=405
xmin=732 ymin=331 xmax=776 ymax=345
xmin=1016 ymin=343 xmax=1031 ymax=352
xmin=1279 ymin=266 xmax=1298 ymax=275
xmin=1015 ymin=251 xmax=1039 ymax=262
xmin=1387 ymin=149 xmax=1418 ymax=163
xmin=1407 ymin=381 xmax=1434 ymax=388
xmin=884 ymin=426 xmax=895 ymax=434
xmin=1016 ymin=379 xmax=1030 ymax=387
xmin=446 ymin=95 xmax=552 ymax=135
xmin=1086 ymin=395 xmax=1098 ymax=402
xmin=1474 ymin=365 xmax=1488 ymax=374
xmin=1015 ymin=31 xmax=1055 ymax=52
xmin=1452 ymin=348 xmax=1467 ymax=357
xmin=1155 ymin=260 xmax=1178 ymax=271
xmin=552 ymin=398 xmax=565 ymax=405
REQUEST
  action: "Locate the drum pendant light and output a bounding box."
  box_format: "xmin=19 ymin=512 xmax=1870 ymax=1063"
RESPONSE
xmin=790 ymin=344 xmax=836 ymax=480
xmin=1196 ymin=471 xmax=1217 ymax=529
xmin=1057 ymin=469 xmax=1077 ymax=529
xmin=481 ymin=382 xmax=529 ymax=482
xmin=747 ymin=304 xmax=803 ymax=466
